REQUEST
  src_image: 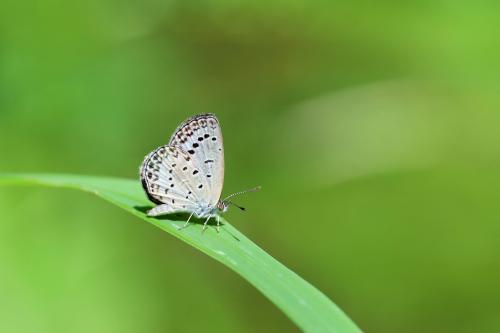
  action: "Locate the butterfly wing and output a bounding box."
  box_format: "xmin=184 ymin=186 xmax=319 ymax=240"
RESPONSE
xmin=140 ymin=145 xmax=214 ymax=215
xmin=168 ymin=114 xmax=224 ymax=206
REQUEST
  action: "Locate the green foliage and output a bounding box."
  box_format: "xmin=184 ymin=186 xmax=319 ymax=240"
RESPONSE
xmin=0 ymin=173 xmax=362 ymax=333
xmin=2 ymin=1 xmax=500 ymax=332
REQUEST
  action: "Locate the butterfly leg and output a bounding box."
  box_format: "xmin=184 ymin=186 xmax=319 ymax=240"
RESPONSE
xmin=202 ymin=215 xmax=212 ymax=233
xmin=216 ymin=215 xmax=221 ymax=233
xmin=178 ymin=212 xmax=195 ymax=231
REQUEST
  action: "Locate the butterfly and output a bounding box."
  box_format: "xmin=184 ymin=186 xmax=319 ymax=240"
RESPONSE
xmin=140 ymin=113 xmax=260 ymax=232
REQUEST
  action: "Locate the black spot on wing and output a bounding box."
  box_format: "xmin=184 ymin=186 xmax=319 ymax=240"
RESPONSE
xmin=141 ymin=178 xmax=163 ymax=205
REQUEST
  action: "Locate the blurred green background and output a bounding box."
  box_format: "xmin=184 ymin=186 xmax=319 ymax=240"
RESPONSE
xmin=1 ymin=1 xmax=500 ymax=332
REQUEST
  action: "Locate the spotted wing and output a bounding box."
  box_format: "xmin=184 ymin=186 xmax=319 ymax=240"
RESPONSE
xmin=168 ymin=114 xmax=224 ymax=206
xmin=140 ymin=145 xmax=214 ymax=214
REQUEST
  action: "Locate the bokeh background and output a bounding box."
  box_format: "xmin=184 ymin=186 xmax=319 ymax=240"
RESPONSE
xmin=1 ymin=1 xmax=500 ymax=332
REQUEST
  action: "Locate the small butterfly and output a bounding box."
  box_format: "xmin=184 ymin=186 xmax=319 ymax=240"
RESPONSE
xmin=140 ymin=113 xmax=260 ymax=232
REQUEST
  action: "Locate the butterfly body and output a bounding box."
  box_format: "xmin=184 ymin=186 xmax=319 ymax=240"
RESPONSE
xmin=140 ymin=113 xmax=256 ymax=231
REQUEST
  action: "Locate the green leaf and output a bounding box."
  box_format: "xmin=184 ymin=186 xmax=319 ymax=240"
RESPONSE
xmin=0 ymin=173 xmax=362 ymax=333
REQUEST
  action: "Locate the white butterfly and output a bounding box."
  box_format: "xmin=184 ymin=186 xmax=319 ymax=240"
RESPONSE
xmin=140 ymin=113 xmax=259 ymax=232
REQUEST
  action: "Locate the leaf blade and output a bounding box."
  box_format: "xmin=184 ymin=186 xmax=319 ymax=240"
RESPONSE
xmin=0 ymin=173 xmax=362 ymax=333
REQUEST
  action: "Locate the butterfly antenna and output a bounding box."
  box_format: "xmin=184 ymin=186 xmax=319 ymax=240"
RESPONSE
xmin=222 ymin=186 xmax=261 ymax=202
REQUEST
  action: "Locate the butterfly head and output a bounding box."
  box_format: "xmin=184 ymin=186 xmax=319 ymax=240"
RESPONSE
xmin=217 ymin=186 xmax=261 ymax=214
xmin=216 ymin=201 xmax=230 ymax=213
